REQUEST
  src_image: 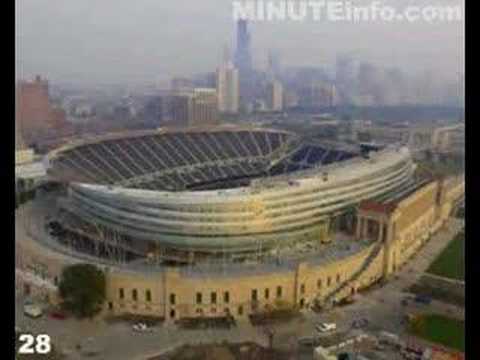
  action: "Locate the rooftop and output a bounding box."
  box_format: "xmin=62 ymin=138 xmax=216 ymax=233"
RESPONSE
xmin=359 ymin=178 xmax=433 ymax=214
xmin=15 ymin=160 xmax=47 ymax=180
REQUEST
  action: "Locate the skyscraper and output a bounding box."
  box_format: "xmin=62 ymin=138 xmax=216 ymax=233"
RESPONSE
xmin=217 ymin=47 xmax=239 ymax=114
xmin=170 ymin=88 xmax=219 ymax=126
xmin=191 ymin=88 xmax=218 ymax=126
xmin=16 ymin=75 xmax=71 ymax=146
xmin=335 ymin=55 xmax=358 ymax=105
xmin=170 ymin=95 xmax=191 ymax=126
xmin=234 ymin=20 xmax=252 ymax=75
xmin=15 ymin=97 xmax=26 ymax=151
xmin=267 ymin=50 xmax=281 ymax=79
xmin=171 ymin=77 xmax=194 ymax=94
xmin=266 ymin=80 xmax=283 ymax=111
xmin=234 ymin=19 xmax=254 ymax=108
xmin=143 ymin=96 xmax=164 ymax=125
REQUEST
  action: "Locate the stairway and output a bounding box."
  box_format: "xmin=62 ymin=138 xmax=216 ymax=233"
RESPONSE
xmin=320 ymin=242 xmax=384 ymax=308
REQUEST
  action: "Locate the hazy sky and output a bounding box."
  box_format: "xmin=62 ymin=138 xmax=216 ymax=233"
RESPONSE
xmin=16 ymin=0 xmax=464 ymax=86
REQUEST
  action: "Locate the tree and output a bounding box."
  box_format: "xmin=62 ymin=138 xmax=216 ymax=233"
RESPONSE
xmin=408 ymin=314 xmax=425 ymax=334
xmin=58 ymin=263 xmax=106 ymax=318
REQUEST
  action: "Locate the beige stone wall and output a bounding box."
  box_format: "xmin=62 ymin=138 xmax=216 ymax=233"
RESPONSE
xmin=436 ymin=177 xmax=464 ymax=224
xmin=357 ymin=177 xmax=464 ymax=279
xmin=15 ymin=149 xmax=35 ymax=165
xmin=393 ymin=182 xmax=439 ymax=233
xmin=101 ymin=242 xmax=381 ymax=321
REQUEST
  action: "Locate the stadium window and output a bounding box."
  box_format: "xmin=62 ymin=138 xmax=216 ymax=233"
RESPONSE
xmin=211 ymin=292 xmax=217 ymax=304
xmin=146 ymin=290 xmax=152 ymax=302
xmin=170 ymin=309 xmax=176 ymax=318
xmin=108 ymin=302 xmax=113 ymax=310
xmin=276 ymin=286 xmax=282 ymax=298
xmin=336 ymin=274 xmax=341 ymax=283
xmin=317 ymin=279 xmax=322 ymax=289
xmin=300 ymin=284 xmax=305 ymax=294
xmin=224 ymin=291 xmax=230 ymax=303
xmin=238 ymin=305 xmax=243 ymax=315
xmin=251 ymin=289 xmax=258 ymax=301
xmin=265 ymin=288 xmax=270 ymax=300
xmin=170 ymin=293 xmax=176 ymax=305
xmin=196 ymin=292 xmax=202 ymax=305
xmin=327 ymin=277 xmax=331 ymax=287
xmin=132 ymin=289 xmax=138 ymax=301
xmin=119 ymin=288 xmax=124 ymax=300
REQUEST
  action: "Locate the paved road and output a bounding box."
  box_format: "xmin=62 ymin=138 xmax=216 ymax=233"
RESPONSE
xmin=15 ymin=218 xmax=464 ymax=360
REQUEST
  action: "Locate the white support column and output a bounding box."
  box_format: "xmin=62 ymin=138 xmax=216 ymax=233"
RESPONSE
xmin=378 ymin=221 xmax=384 ymax=243
xmin=356 ymin=216 xmax=363 ymax=240
xmin=362 ymin=218 xmax=368 ymax=239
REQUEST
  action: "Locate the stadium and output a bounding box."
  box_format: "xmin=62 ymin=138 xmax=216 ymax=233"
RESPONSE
xmin=45 ymin=126 xmax=416 ymax=265
xmin=16 ymin=125 xmax=464 ymax=321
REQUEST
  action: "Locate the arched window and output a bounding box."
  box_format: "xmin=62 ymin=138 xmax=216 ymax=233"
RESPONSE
xmin=317 ymin=279 xmax=322 ymax=289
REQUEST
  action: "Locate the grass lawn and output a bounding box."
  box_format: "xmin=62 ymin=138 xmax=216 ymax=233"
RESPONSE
xmin=427 ymin=229 xmax=464 ymax=281
xmin=409 ymin=314 xmax=465 ymax=352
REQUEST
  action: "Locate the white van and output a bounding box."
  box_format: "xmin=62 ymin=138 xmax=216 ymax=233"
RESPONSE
xmin=24 ymin=304 xmax=43 ymax=318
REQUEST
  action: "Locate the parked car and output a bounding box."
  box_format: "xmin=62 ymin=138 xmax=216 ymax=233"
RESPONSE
xmin=24 ymin=304 xmax=43 ymax=319
xmin=23 ymin=298 xmax=33 ymax=306
xmin=414 ymin=295 xmax=432 ymax=305
xmin=352 ymin=318 xmax=369 ymax=329
xmin=316 ymin=322 xmax=337 ymax=333
xmin=49 ymin=311 xmax=67 ymax=320
xmin=132 ymin=322 xmax=152 ymax=332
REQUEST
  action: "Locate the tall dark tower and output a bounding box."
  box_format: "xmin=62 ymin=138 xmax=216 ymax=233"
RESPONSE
xmin=234 ymin=19 xmax=254 ymax=109
xmin=234 ymin=19 xmax=252 ymax=73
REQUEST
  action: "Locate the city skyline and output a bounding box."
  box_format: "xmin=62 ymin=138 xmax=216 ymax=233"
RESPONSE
xmin=16 ymin=0 xmax=464 ymax=87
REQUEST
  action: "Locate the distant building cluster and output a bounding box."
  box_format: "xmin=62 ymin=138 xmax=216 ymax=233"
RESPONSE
xmin=14 ymin=20 xmax=464 ymax=139
xmin=335 ymin=55 xmax=464 ymax=107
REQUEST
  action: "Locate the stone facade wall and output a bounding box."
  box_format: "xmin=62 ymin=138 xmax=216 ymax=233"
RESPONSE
xmin=104 ymin=243 xmax=379 ymax=322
